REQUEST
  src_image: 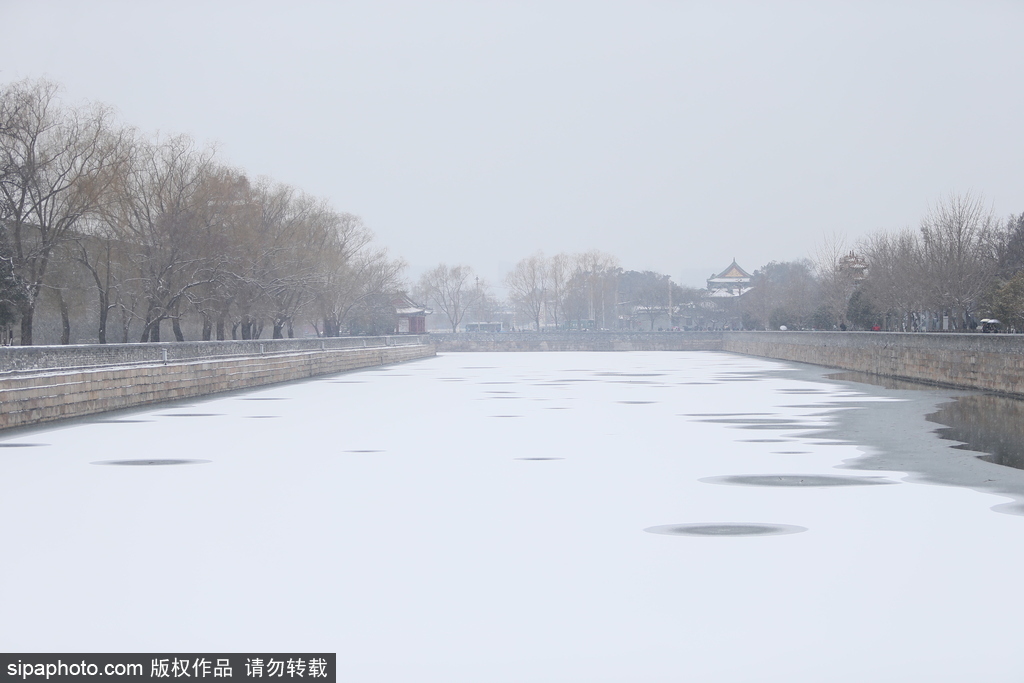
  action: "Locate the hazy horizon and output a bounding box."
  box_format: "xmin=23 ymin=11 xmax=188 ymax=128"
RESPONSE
xmin=2 ymin=1 xmax=1022 ymax=289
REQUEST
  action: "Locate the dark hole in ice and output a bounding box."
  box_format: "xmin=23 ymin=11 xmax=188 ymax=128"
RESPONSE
xmin=684 ymin=413 xmax=774 ymax=417
xmin=93 ymin=459 xmax=210 ymax=466
xmin=927 ymin=394 xmax=1024 ymax=471
xmin=158 ymin=413 xmax=221 ymax=417
xmin=697 ymin=417 xmax=796 ymax=424
xmin=645 ymin=523 xmax=806 ymax=537
xmin=0 ymin=443 xmax=48 ymax=447
xmin=700 ymin=474 xmax=894 ymax=487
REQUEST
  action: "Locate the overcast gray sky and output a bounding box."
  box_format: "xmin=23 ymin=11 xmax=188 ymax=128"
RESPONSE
xmin=2 ymin=0 xmax=1022 ymax=288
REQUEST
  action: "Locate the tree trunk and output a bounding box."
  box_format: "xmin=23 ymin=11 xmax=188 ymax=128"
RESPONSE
xmin=201 ymin=313 xmax=212 ymax=341
xmin=287 ymin=320 xmax=294 ymax=338
xmin=216 ymin=314 xmax=226 ymax=341
xmin=58 ymin=291 xmax=71 ymax=345
xmin=97 ymin=298 xmax=108 ymax=344
xmin=172 ymin=316 xmax=185 ymax=342
xmin=19 ymin=306 xmax=33 ymax=346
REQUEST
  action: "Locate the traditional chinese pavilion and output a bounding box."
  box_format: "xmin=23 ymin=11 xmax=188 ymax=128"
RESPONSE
xmin=707 ymin=260 xmax=753 ymax=298
xmin=393 ymin=294 xmax=431 ymax=334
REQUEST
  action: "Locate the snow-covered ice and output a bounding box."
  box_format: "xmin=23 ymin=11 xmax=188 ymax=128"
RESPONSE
xmin=2 ymin=351 xmax=1023 ymax=682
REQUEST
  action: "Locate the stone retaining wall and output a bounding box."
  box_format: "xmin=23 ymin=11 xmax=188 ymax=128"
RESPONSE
xmin=430 ymin=331 xmax=723 ymax=352
xmin=722 ymin=331 xmax=1024 ymax=396
xmin=432 ymin=330 xmax=1024 ymax=397
xmin=0 ymin=340 xmax=435 ymax=430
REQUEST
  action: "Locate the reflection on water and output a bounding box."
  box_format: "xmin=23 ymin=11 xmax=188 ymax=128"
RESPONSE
xmin=827 ymin=370 xmax=938 ymax=391
xmin=927 ymin=394 xmax=1024 ymax=470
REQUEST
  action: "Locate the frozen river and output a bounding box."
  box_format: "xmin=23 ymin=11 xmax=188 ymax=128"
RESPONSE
xmin=3 ymin=351 xmax=1024 ymax=682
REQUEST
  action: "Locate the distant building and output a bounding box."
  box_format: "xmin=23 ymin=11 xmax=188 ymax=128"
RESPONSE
xmin=707 ymin=260 xmax=753 ymax=298
xmin=839 ymin=251 xmax=868 ymax=282
xmin=393 ymin=294 xmax=430 ymax=334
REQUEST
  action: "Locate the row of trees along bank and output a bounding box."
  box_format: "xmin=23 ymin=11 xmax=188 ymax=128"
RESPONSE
xmin=416 ymin=251 xmax=708 ymax=332
xmin=742 ymin=194 xmax=1024 ymax=332
xmin=0 ymin=79 xmax=404 ymax=345
xmin=415 ymin=193 xmax=1024 ymax=334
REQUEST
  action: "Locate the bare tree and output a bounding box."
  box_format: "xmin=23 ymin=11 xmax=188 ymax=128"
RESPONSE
xmin=545 ymin=252 xmax=571 ymax=329
xmin=918 ymin=192 xmax=1000 ymax=330
xmin=505 ymin=252 xmax=548 ymax=331
xmin=0 ymin=79 xmax=121 ymax=344
xmin=419 ymin=264 xmax=482 ymax=332
xmin=101 ymin=133 xmax=227 ymax=342
xmin=574 ymin=250 xmax=620 ymax=329
xmin=859 ymin=228 xmax=926 ymax=330
xmin=814 ymin=232 xmax=860 ymax=329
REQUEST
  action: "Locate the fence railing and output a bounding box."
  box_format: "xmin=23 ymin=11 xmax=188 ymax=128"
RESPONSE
xmin=0 ymin=335 xmax=432 ymax=374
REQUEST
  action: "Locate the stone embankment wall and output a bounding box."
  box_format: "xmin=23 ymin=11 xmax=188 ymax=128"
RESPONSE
xmin=0 ymin=337 xmax=434 ymax=430
xmin=722 ymin=331 xmax=1024 ymax=396
xmin=431 ymin=331 xmax=724 ymax=352
xmin=432 ymin=330 xmax=1024 ymax=397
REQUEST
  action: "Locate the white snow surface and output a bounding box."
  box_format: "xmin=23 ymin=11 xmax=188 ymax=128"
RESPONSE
xmin=1 ymin=351 xmax=1021 ymax=682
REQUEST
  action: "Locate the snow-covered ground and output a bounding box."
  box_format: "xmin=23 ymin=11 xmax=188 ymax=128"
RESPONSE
xmin=2 ymin=351 xmax=1022 ymax=682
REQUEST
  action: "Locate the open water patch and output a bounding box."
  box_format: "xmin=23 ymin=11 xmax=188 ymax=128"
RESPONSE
xmin=700 ymin=474 xmax=895 ymax=487
xmin=645 ymin=523 xmax=807 ymax=537
xmin=0 ymin=442 xmax=49 ymax=448
xmin=93 ymin=459 xmax=211 ymax=466
xmin=827 ymin=370 xmax=937 ymax=391
xmin=927 ymin=394 xmax=1024 ymax=471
